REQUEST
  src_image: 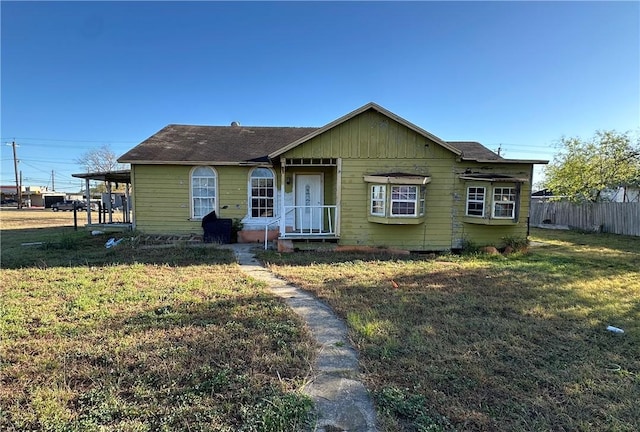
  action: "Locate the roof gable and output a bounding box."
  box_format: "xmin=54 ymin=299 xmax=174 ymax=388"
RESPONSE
xmin=268 ymin=102 xmax=463 ymax=159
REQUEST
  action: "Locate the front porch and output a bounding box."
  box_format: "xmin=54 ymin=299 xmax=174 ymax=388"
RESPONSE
xmin=277 ymin=158 xmax=341 ymax=240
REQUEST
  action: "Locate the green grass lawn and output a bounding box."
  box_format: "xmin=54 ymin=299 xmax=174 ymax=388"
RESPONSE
xmin=260 ymin=228 xmax=640 ymax=431
xmin=1 ymin=228 xmax=316 ymax=431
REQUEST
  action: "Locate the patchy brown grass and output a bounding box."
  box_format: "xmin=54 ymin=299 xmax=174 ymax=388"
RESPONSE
xmin=0 ymin=210 xmax=316 ymax=431
xmin=260 ymin=229 xmax=640 ymax=431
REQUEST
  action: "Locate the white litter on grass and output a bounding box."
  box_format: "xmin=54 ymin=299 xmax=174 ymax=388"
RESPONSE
xmin=91 ymin=230 xmax=105 ymax=236
xmin=606 ymin=325 xmax=624 ymax=334
xmin=105 ymin=238 xmax=124 ymax=249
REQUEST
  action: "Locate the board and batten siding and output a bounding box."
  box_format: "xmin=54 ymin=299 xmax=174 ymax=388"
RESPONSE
xmin=132 ymin=164 xmax=254 ymax=235
xmin=283 ymin=109 xmax=461 ymax=250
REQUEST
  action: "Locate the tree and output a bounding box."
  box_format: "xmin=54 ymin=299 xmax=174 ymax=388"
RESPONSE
xmin=543 ymin=130 xmax=640 ymax=202
xmin=75 ymin=144 xmax=128 ymax=173
xmin=75 ymin=145 xmax=129 ymax=198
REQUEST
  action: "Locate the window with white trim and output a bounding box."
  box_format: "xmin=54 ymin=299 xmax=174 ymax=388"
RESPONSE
xmin=466 ymin=187 xmax=485 ymax=217
xmin=391 ymin=185 xmax=420 ymax=216
xmin=191 ymin=166 xmax=216 ymax=219
xmin=370 ymin=185 xmax=386 ymax=216
xmin=493 ymin=187 xmax=516 ymax=218
xmin=250 ymin=167 xmax=275 ymax=218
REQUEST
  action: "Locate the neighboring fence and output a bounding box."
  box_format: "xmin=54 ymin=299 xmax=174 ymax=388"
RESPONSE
xmin=530 ymin=201 xmax=640 ymax=237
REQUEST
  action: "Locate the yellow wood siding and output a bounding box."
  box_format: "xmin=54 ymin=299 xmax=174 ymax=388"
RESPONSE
xmin=283 ymin=110 xmax=460 ymax=250
xmin=132 ymin=165 xmax=257 ymax=235
xmin=282 ymin=109 xmax=535 ymax=250
xmin=131 ymin=109 xmax=537 ymax=250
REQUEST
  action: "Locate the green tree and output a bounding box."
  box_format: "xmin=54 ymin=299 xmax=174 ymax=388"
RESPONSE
xmin=543 ymin=130 xmax=640 ymax=202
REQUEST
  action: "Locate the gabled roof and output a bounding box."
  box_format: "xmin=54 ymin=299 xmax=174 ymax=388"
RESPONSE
xmin=447 ymin=141 xmax=547 ymax=164
xmin=447 ymin=141 xmax=503 ymax=162
xmin=118 ymin=124 xmax=318 ymax=165
xmin=268 ymin=102 xmax=463 ymax=159
xmin=118 ymin=103 xmax=547 ymax=166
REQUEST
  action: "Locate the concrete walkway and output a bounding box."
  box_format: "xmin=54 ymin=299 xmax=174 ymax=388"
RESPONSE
xmin=224 ymin=244 xmax=378 ymax=432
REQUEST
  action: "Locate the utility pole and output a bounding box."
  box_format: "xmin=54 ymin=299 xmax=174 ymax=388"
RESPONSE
xmin=9 ymin=140 xmax=22 ymax=209
xmin=52 ymin=170 xmax=55 ymax=191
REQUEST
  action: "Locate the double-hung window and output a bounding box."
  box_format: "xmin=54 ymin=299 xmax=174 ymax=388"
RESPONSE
xmin=371 ymin=185 xmax=386 ymax=216
xmin=493 ymin=187 xmax=516 ymax=218
xmin=466 ymin=187 xmax=485 ymax=217
xmin=391 ymin=186 xmax=421 ymax=217
xmin=365 ymin=174 xmax=430 ymax=224
xmin=250 ymin=168 xmax=275 ymax=218
xmin=191 ymin=166 xmax=217 ymax=219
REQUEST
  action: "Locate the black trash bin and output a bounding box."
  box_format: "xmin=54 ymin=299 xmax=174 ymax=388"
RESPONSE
xmin=201 ymin=211 xmax=233 ymax=244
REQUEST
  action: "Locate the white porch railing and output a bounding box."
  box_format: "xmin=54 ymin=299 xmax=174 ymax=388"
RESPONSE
xmin=264 ymin=217 xmax=281 ymax=250
xmin=280 ymin=205 xmax=338 ymax=237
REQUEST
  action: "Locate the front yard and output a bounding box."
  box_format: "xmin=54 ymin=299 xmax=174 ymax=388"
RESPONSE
xmin=261 ymin=228 xmax=639 ymax=431
xmin=0 ymin=210 xmax=316 ymax=431
xmin=1 ymin=208 xmax=638 ymax=431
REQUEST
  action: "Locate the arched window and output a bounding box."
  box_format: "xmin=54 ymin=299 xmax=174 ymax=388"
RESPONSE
xmin=191 ymin=166 xmax=216 ymax=219
xmin=249 ymin=167 xmax=275 ymax=218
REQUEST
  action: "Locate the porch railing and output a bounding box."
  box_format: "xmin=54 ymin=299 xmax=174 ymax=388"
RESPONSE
xmin=280 ymin=205 xmax=338 ymax=237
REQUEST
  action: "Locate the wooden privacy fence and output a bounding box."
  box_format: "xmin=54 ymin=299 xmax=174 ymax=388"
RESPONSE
xmin=530 ymin=201 xmax=640 ymax=237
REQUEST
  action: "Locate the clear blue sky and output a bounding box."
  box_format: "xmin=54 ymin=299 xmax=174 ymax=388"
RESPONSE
xmin=2 ymin=1 xmax=638 ymax=192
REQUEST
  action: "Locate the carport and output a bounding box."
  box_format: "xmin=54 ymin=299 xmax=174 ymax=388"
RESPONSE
xmin=72 ymin=170 xmax=132 ymax=230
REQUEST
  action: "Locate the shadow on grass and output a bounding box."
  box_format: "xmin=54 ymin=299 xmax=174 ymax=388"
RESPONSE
xmin=530 ymin=227 xmax=640 ymax=254
xmin=1 ymin=227 xmax=236 ymax=269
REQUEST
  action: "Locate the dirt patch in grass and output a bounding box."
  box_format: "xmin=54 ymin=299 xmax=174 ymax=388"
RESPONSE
xmin=261 ymin=229 xmax=640 ymax=431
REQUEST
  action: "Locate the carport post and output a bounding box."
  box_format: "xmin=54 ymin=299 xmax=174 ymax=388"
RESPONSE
xmin=85 ymin=178 xmax=92 ymax=225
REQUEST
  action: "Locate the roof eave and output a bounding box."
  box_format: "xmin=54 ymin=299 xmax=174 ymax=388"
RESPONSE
xmin=118 ymin=160 xmax=271 ymax=166
xmin=463 ymin=157 xmax=549 ymax=164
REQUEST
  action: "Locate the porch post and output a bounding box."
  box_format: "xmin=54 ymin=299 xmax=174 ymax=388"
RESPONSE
xmin=107 ymin=181 xmax=113 ymax=223
xmin=123 ymin=182 xmax=130 ymax=223
xmin=336 ymin=158 xmax=342 ymax=236
xmin=85 ymin=178 xmax=92 ymax=225
xmin=280 ymin=160 xmax=286 ymax=237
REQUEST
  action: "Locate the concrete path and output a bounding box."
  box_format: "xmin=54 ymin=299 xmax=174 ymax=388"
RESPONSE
xmin=224 ymin=244 xmax=378 ymax=432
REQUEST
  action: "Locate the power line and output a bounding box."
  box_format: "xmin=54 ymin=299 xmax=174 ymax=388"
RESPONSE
xmin=0 ymin=136 xmax=139 ymax=144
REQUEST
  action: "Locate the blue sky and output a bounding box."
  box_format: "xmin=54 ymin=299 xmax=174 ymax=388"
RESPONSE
xmin=2 ymin=1 xmax=638 ymax=192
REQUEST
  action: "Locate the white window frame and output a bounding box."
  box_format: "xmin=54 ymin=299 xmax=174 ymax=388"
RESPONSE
xmin=190 ymin=166 xmax=217 ymax=220
xmin=492 ymin=187 xmax=516 ymax=219
xmin=249 ymin=167 xmax=276 ymax=219
xmin=370 ymin=185 xmax=386 ymax=216
xmin=466 ymin=186 xmax=485 ymax=217
xmin=391 ymin=185 xmax=420 ymax=217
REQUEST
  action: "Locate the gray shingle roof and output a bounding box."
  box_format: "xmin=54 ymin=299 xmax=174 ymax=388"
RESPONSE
xmin=446 ymin=141 xmax=503 ymax=161
xmin=118 ymin=124 xmax=318 ymax=164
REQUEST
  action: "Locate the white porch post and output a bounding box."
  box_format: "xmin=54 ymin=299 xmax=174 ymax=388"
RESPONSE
xmin=124 ymin=182 xmax=131 ymax=224
xmin=106 ymin=181 xmax=113 ymax=223
xmin=336 ymin=157 xmax=342 ymax=236
xmin=280 ymin=160 xmax=286 ymax=237
xmin=85 ymin=178 xmax=92 ymax=225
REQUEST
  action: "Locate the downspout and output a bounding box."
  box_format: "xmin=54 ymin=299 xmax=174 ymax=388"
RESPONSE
xmin=527 ymin=165 xmax=533 ymax=237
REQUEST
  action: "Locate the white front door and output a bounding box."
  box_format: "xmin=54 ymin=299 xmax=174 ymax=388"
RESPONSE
xmin=295 ymin=174 xmax=323 ymax=232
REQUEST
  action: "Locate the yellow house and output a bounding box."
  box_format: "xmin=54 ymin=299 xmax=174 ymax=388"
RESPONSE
xmin=118 ymin=103 xmax=547 ymax=251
